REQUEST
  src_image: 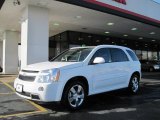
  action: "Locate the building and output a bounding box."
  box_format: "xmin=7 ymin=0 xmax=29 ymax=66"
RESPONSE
xmin=0 ymin=0 xmax=160 ymax=74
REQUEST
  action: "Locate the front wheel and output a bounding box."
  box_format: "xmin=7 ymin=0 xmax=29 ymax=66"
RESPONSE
xmin=62 ymin=81 xmax=87 ymax=110
xmin=128 ymin=75 xmax=139 ymax=94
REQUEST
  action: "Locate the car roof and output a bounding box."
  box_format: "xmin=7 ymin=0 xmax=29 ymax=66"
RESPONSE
xmin=95 ymin=45 xmax=130 ymax=49
xmin=70 ymin=45 xmax=131 ymax=50
xmin=70 ymin=46 xmax=95 ymax=49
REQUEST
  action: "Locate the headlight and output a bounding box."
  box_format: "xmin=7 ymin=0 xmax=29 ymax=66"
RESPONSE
xmin=37 ymin=69 xmax=60 ymax=83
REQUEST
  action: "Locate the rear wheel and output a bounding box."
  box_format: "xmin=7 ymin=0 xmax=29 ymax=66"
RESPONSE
xmin=62 ymin=81 xmax=87 ymax=110
xmin=128 ymin=74 xmax=139 ymax=94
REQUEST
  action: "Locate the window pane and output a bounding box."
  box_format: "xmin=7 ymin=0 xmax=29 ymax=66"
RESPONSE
xmin=52 ymin=48 xmax=93 ymax=62
xmin=142 ymin=51 xmax=147 ymax=60
xmin=110 ymin=48 xmax=129 ymax=62
xmin=126 ymin=50 xmax=139 ymax=61
xmin=91 ymin=48 xmax=111 ymax=63
xmin=153 ymin=52 xmax=158 ymax=60
xmin=136 ymin=50 xmax=142 ymax=60
xmin=147 ymin=51 xmax=157 ymax=60
xmin=148 ymin=51 xmax=152 ymax=60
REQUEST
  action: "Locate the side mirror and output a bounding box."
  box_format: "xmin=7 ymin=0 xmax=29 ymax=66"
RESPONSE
xmin=93 ymin=57 xmax=105 ymax=64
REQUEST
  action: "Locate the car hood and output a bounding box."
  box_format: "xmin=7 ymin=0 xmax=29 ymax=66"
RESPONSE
xmin=22 ymin=61 xmax=83 ymax=71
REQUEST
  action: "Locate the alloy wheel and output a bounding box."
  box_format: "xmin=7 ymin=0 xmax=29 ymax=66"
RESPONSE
xmin=131 ymin=76 xmax=139 ymax=93
xmin=68 ymin=85 xmax=85 ymax=108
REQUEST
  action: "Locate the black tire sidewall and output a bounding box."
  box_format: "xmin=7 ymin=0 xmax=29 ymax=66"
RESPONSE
xmin=128 ymin=75 xmax=139 ymax=94
xmin=62 ymin=81 xmax=87 ymax=110
xmin=0 ymin=67 xmax=2 ymax=72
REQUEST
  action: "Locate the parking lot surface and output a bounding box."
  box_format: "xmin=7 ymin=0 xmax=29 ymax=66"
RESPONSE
xmin=0 ymin=72 xmax=160 ymax=120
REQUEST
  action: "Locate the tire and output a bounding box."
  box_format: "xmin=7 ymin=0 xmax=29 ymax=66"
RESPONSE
xmin=62 ymin=81 xmax=87 ymax=110
xmin=0 ymin=67 xmax=2 ymax=73
xmin=128 ymin=74 xmax=139 ymax=94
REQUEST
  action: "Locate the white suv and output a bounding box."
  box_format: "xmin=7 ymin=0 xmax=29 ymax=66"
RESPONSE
xmin=14 ymin=45 xmax=141 ymax=109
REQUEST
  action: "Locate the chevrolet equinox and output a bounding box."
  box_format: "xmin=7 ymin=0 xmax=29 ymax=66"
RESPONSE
xmin=14 ymin=45 xmax=141 ymax=109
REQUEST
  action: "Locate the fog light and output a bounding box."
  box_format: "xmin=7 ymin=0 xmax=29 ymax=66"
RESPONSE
xmin=38 ymin=87 xmax=44 ymax=91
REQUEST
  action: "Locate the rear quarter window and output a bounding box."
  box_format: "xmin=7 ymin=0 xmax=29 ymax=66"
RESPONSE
xmin=126 ymin=50 xmax=139 ymax=61
xmin=110 ymin=48 xmax=129 ymax=62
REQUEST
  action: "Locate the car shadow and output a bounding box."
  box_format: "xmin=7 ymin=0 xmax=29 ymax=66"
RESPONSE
xmin=40 ymin=79 xmax=160 ymax=113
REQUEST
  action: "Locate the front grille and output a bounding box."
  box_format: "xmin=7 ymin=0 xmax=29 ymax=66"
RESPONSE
xmin=19 ymin=74 xmax=36 ymax=82
xmin=31 ymin=94 xmax=40 ymax=100
xmin=17 ymin=91 xmax=31 ymax=97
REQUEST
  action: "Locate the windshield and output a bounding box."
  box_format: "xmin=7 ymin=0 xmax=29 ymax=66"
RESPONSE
xmin=51 ymin=48 xmax=93 ymax=62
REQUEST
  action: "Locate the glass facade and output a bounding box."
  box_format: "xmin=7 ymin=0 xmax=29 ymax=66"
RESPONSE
xmin=142 ymin=51 xmax=148 ymax=60
xmin=148 ymin=51 xmax=158 ymax=60
xmin=49 ymin=31 xmax=160 ymax=60
xmin=135 ymin=50 xmax=142 ymax=60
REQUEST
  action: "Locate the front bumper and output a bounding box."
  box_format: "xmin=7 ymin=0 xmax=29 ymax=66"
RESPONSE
xmin=14 ymin=78 xmax=63 ymax=102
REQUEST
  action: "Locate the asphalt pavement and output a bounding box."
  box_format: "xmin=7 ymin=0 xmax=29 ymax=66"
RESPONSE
xmin=0 ymin=72 xmax=160 ymax=120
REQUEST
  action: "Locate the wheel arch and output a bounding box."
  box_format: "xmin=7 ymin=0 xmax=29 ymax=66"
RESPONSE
xmin=131 ymin=71 xmax=141 ymax=81
xmin=127 ymin=71 xmax=141 ymax=94
xmin=127 ymin=71 xmax=141 ymax=86
xmin=61 ymin=76 xmax=89 ymax=99
xmin=132 ymin=71 xmax=141 ymax=79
